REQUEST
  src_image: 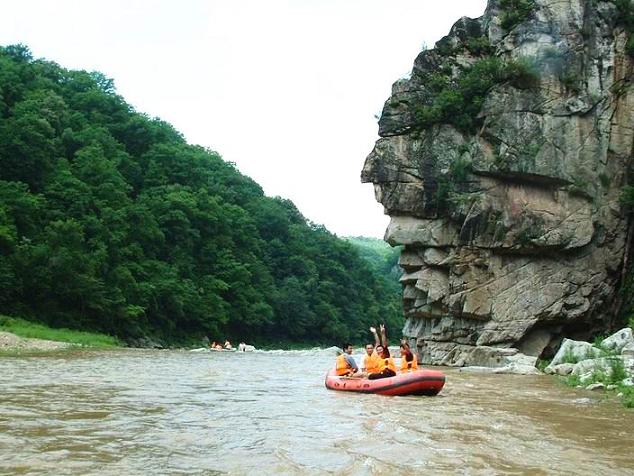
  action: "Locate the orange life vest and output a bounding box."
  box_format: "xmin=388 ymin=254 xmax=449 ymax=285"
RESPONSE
xmin=400 ymin=353 xmax=418 ymax=372
xmin=379 ymin=356 xmax=397 ymax=373
xmin=336 ymin=354 xmax=353 ymax=376
xmin=364 ymin=351 xmax=382 ymax=373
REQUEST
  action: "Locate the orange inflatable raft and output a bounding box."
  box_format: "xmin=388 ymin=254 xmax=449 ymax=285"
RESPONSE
xmin=324 ymin=368 xmax=445 ymax=396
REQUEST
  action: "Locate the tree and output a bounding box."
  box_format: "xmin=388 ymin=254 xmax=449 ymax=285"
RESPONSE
xmin=0 ymin=44 xmax=404 ymax=346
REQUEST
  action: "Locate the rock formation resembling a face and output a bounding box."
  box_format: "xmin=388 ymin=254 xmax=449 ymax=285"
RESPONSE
xmin=362 ymin=0 xmax=634 ymax=366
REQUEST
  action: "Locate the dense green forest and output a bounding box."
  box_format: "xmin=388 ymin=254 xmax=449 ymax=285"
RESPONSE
xmin=0 ymin=44 xmax=403 ymax=346
xmin=344 ymin=237 xmax=402 ymax=284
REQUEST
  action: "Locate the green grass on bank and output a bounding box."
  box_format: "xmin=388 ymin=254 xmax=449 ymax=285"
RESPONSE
xmin=560 ymin=350 xmax=634 ymax=409
xmin=563 ymin=374 xmax=634 ymax=409
xmin=0 ymin=315 xmax=120 ymax=348
xmin=553 ymin=316 xmax=634 ymax=408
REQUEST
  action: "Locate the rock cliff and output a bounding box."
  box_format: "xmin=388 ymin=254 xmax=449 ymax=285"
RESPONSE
xmin=362 ymin=0 xmax=634 ymax=366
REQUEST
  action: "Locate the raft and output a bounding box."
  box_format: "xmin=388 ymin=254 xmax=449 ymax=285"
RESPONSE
xmin=324 ymin=368 xmax=445 ymax=396
xmin=189 ymin=347 xmax=236 ymax=352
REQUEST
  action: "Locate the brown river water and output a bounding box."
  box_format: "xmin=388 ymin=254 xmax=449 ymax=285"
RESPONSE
xmin=0 ymin=348 xmax=633 ymax=475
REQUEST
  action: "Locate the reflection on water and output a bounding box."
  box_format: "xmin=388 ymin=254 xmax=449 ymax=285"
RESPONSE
xmin=0 ymin=349 xmax=633 ymax=475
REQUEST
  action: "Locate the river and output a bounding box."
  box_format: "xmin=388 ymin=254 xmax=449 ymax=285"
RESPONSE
xmin=0 ymin=348 xmax=632 ymax=475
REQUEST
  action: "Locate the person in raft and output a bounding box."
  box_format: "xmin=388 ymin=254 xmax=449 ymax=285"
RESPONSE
xmin=335 ymin=343 xmax=360 ymax=376
xmin=399 ymin=341 xmax=418 ymax=372
xmin=367 ymin=324 xmax=397 ymax=380
xmin=362 ymin=327 xmax=383 ymax=374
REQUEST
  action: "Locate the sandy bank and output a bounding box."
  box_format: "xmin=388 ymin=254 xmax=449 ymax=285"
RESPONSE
xmin=0 ymin=331 xmax=72 ymax=352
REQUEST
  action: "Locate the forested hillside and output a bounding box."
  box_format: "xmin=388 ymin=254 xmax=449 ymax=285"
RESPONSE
xmin=344 ymin=237 xmax=402 ymax=284
xmin=0 ymin=44 xmax=402 ymax=346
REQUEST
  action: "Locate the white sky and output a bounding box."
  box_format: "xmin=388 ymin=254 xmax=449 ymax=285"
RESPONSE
xmin=0 ymin=0 xmax=487 ymax=238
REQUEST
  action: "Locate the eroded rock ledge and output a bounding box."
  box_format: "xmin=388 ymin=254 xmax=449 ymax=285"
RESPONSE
xmin=362 ymin=0 xmax=634 ymax=366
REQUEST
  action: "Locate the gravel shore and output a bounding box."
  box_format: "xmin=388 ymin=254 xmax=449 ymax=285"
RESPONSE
xmin=0 ymin=331 xmax=71 ymax=352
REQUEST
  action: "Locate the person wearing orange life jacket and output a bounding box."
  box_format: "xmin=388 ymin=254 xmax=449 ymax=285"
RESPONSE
xmin=335 ymin=343 xmax=359 ymax=376
xmin=362 ymin=326 xmax=382 ymax=373
xmin=363 ymin=342 xmax=382 ymax=373
xmin=367 ymin=324 xmax=397 ymax=380
xmin=399 ymin=342 xmax=418 ymax=372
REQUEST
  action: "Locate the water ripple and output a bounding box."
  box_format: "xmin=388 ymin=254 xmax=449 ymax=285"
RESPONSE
xmin=0 ymin=350 xmax=633 ymax=475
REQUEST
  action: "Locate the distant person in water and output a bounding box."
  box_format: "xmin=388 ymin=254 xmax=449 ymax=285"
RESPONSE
xmin=238 ymin=342 xmax=246 ymax=352
xmin=399 ymin=341 xmax=418 ymax=372
xmin=335 ymin=343 xmax=359 ymax=376
xmin=367 ymin=324 xmax=396 ymax=380
xmin=224 ymin=340 xmax=232 ymax=350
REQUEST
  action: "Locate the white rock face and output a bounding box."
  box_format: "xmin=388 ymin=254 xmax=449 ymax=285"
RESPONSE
xmin=622 ymin=343 xmax=634 ymax=359
xmin=570 ymin=355 xmax=634 ymax=380
xmin=572 ymin=357 xmax=615 ymax=376
xmin=602 ymin=328 xmax=634 ymax=354
xmin=546 ymin=339 xmax=599 ymax=370
xmin=540 ymin=329 xmax=634 ymax=386
xmin=457 ymin=349 xmax=541 ymax=374
xmin=547 ymin=363 xmax=575 ymax=376
xmin=361 ymin=0 xmax=634 ymax=367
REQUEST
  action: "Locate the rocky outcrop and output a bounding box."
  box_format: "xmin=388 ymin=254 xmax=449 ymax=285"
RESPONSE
xmin=543 ymin=328 xmax=634 ymax=390
xmin=362 ymin=0 xmax=634 ymax=366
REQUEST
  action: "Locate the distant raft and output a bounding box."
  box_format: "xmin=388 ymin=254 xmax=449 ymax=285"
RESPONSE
xmin=189 ymin=345 xmax=256 ymax=353
xmin=324 ymin=368 xmax=445 ymax=396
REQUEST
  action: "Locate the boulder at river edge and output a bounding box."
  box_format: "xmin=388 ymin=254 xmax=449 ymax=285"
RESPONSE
xmin=362 ymin=0 xmax=634 ymax=368
xmin=544 ymin=328 xmax=634 ymax=384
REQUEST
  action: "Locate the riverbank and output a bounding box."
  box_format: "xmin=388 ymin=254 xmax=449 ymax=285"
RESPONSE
xmin=0 ymin=315 xmax=119 ymax=354
xmin=540 ymin=326 xmax=634 ymax=409
xmin=0 ymin=331 xmax=72 ymax=353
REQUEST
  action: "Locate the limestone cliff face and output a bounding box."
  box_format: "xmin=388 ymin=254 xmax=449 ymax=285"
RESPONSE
xmin=362 ymin=0 xmax=634 ymax=366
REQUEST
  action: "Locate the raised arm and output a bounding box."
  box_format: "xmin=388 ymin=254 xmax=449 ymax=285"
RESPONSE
xmin=379 ymin=324 xmax=388 ymax=348
xmin=369 ymin=326 xmax=380 ymax=347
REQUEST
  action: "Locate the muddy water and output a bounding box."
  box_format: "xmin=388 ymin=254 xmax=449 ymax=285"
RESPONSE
xmin=0 ymin=349 xmax=632 ymax=475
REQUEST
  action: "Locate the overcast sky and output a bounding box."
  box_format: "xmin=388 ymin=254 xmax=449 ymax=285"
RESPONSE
xmin=1 ymin=0 xmax=487 ymax=238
